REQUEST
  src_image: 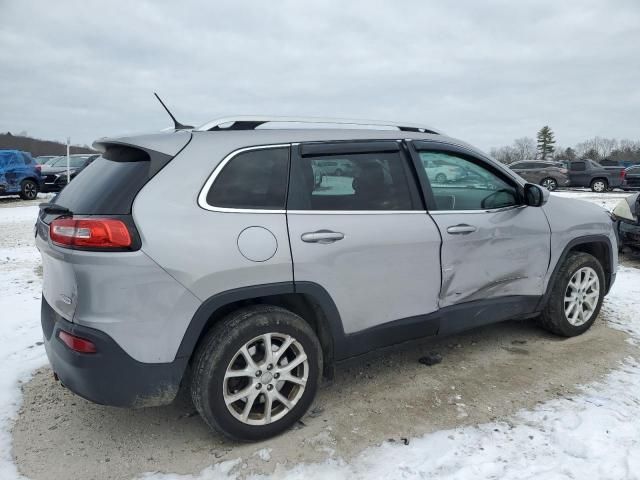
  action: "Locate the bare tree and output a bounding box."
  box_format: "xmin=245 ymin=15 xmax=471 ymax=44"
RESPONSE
xmin=513 ymin=137 xmax=536 ymax=161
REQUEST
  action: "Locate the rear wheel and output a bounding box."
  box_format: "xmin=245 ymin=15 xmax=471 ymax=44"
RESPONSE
xmin=538 ymin=252 xmax=605 ymax=337
xmin=540 ymin=177 xmax=558 ymax=191
xmin=590 ymin=178 xmax=608 ymax=193
xmin=19 ymin=179 xmax=38 ymax=200
xmin=190 ymin=305 xmax=322 ymax=441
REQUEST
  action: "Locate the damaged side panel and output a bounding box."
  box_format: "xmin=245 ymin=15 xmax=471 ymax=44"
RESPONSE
xmin=430 ymin=206 xmax=551 ymax=308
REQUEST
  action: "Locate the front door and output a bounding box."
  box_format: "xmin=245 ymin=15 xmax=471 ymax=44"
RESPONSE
xmin=410 ymin=142 xmax=551 ymax=311
xmin=286 ymin=141 xmax=442 ymax=339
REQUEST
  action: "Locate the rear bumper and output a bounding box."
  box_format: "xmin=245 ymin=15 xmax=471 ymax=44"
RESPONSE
xmin=41 ymin=297 xmax=188 ymax=407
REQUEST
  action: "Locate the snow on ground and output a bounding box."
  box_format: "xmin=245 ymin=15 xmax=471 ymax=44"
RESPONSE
xmin=0 ymin=193 xmax=639 ymax=480
xmin=0 ymin=205 xmax=48 ymax=479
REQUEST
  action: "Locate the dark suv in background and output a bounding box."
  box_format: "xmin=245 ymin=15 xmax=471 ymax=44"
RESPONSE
xmin=40 ymin=154 xmax=99 ymax=192
xmin=623 ymin=165 xmax=640 ymax=191
xmin=509 ymin=161 xmax=569 ymax=191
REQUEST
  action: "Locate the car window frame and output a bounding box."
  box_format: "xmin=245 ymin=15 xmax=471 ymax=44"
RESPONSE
xmin=407 ymin=140 xmax=525 ymax=213
xmin=198 ymin=144 xmax=291 ymax=213
xmin=287 ymin=140 xmax=425 ymax=214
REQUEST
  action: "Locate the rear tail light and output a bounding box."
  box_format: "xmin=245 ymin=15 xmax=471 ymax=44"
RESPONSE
xmin=620 ymin=169 xmax=626 ymax=180
xmin=35 ymin=164 xmax=42 ymax=172
xmin=58 ymin=330 xmax=97 ymax=353
xmin=50 ymin=217 xmax=132 ymax=249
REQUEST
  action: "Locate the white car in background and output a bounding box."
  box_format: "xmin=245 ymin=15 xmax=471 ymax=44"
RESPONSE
xmin=420 ymin=152 xmax=465 ymax=183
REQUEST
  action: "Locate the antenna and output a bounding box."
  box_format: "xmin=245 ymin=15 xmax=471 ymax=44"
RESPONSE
xmin=153 ymin=93 xmax=193 ymax=130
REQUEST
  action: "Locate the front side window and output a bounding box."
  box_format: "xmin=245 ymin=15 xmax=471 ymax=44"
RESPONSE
xmin=418 ymin=151 xmax=519 ymax=211
xmin=288 ymin=148 xmax=416 ymax=211
xmin=206 ymin=147 xmax=289 ymax=210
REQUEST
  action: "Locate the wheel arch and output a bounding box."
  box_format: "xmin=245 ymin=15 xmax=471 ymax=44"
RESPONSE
xmin=176 ymin=282 xmax=344 ymax=378
xmin=538 ymin=235 xmax=614 ymax=310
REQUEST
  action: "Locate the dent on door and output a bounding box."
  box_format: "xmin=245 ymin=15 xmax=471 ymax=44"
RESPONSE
xmin=435 ymin=207 xmax=551 ymax=306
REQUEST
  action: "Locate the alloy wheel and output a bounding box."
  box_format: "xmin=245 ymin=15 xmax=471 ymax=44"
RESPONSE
xmin=24 ymin=182 xmax=37 ymax=200
xmin=541 ymin=178 xmax=557 ymax=191
xmin=563 ymin=266 xmax=600 ymax=326
xmin=223 ymin=333 xmax=309 ymax=426
xmin=592 ymin=181 xmax=606 ymax=192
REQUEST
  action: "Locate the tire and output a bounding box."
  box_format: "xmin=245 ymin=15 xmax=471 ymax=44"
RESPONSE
xmin=540 ymin=177 xmax=558 ymax=191
xmin=190 ymin=305 xmax=322 ymax=441
xmin=435 ymin=173 xmax=447 ymax=183
xmin=19 ymin=179 xmax=38 ymax=200
xmin=590 ymin=178 xmax=608 ymax=193
xmin=538 ymin=252 xmax=605 ymax=337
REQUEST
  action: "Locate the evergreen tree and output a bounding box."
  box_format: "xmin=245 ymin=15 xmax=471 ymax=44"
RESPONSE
xmin=536 ymin=126 xmax=556 ymax=159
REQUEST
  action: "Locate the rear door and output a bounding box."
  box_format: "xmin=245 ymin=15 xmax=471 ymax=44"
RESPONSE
xmin=569 ymin=160 xmax=588 ymax=186
xmin=410 ymin=141 xmax=551 ymax=317
xmin=286 ymin=141 xmax=442 ymax=336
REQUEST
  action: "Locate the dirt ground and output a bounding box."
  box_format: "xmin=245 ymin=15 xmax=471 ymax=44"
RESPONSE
xmin=13 ymin=314 xmax=637 ymax=480
xmin=8 ymin=193 xmax=640 ymax=479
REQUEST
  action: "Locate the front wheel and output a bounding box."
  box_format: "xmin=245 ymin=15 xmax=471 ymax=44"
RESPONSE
xmin=538 ymin=252 xmax=605 ymax=337
xmin=590 ymin=178 xmax=608 ymax=193
xmin=190 ymin=305 xmax=322 ymax=441
xmin=19 ymin=179 xmax=39 ymax=200
xmin=540 ymin=177 xmax=558 ymax=191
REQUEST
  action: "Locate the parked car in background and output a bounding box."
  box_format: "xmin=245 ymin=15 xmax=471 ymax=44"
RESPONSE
xmin=508 ymin=160 xmax=569 ymax=191
xmin=313 ymin=159 xmax=354 ymax=177
xmin=37 ymin=117 xmax=617 ymax=441
xmin=622 ymin=165 xmax=640 ymax=191
xmin=566 ymin=159 xmax=624 ymax=192
xmin=35 ymin=155 xmax=58 ymax=165
xmin=420 ymin=152 xmax=465 ymax=183
xmin=40 ymin=154 xmax=99 ymax=192
xmin=0 ymin=150 xmax=42 ymax=200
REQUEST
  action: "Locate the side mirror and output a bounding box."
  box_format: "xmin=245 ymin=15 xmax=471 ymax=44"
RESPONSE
xmin=524 ymin=183 xmax=549 ymax=207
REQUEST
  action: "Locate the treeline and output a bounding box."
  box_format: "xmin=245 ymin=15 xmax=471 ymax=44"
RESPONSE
xmin=0 ymin=132 xmax=95 ymax=157
xmin=491 ymin=130 xmax=640 ymax=165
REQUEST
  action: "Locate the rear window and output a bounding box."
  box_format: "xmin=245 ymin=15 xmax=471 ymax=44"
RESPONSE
xmin=53 ymin=146 xmax=167 ymax=215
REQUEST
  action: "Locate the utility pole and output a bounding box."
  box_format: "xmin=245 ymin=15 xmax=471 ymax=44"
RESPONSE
xmin=66 ymin=137 xmax=70 ymax=185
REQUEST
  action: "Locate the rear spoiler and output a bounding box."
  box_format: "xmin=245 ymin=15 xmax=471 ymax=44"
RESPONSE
xmin=92 ymin=130 xmax=192 ymax=157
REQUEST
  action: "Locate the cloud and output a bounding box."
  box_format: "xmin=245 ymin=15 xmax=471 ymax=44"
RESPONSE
xmin=0 ymin=0 xmax=638 ymax=151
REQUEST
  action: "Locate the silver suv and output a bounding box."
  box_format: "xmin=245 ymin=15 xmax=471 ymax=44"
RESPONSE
xmin=37 ymin=117 xmax=617 ymax=441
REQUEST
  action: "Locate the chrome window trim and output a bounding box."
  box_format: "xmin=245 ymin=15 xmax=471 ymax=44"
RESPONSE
xmin=287 ymin=210 xmax=428 ymax=215
xmin=199 ymin=142 xmax=428 ymax=215
xmin=198 ymin=144 xmax=290 ymax=213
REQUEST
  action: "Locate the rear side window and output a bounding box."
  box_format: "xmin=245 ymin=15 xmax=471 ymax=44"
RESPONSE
xmin=571 ymin=161 xmax=586 ymax=171
xmin=288 ymin=145 xmax=417 ymax=211
xmin=53 ymin=146 xmax=166 ymax=215
xmin=205 ymin=147 xmax=290 ymax=210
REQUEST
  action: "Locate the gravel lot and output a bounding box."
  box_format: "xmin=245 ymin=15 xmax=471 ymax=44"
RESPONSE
xmin=4 ymin=192 xmax=640 ymax=480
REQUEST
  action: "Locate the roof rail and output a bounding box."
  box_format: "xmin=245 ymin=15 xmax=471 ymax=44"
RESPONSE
xmin=195 ymin=116 xmax=441 ymax=134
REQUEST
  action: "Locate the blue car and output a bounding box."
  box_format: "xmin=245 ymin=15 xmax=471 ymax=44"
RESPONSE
xmin=0 ymin=150 xmax=42 ymax=200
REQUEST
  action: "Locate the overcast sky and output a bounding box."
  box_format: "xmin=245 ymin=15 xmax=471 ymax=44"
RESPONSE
xmin=1 ymin=0 xmax=639 ymax=151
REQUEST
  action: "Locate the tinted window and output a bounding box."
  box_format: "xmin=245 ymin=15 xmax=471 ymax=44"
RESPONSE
xmin=53 ymin=147 xmax=158 ymax=215
xmin=206 ymin=147 xmax=289 ymax=210
xmin=289 ymin=149 xmax=416 ymax=211
xmin=570 ymin=161 xmax=586 ymax=171
xmin=418 ymin=151 xmax=519 ymax=211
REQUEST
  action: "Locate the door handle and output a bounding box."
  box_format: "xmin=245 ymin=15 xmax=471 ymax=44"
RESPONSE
xmin=446 ymin=224 xmax=477 ymax=235
xmin=301 ymin=230 xmax=345 ymax=244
